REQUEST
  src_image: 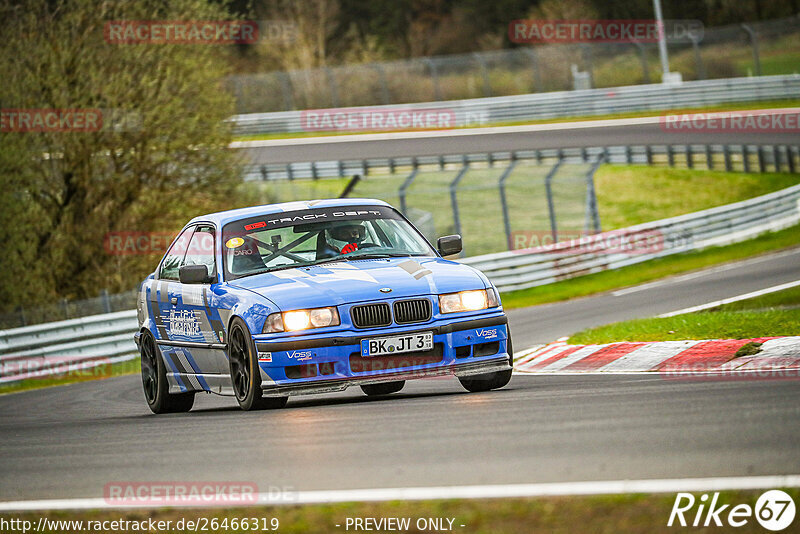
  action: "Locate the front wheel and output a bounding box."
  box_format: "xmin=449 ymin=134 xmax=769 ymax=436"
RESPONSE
xmin=458 ymin=332 xmax=513 ymax=393
xmin=139 ymin=330 xmax=195 ymax=414
xmin=229 ymin=317 xmax=288 ymax=411
xmin=361 ymin=381 xmax=405 ymax=396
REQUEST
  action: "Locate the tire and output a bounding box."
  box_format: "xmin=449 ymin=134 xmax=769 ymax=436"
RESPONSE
xmin=458 ymin=330 xmax=514 ymax=393
xmin=361 ymin=381 xmax=405 ymax=396
xmin=139 ymin=330 xmax=195 ymax=414
xmin=228 ymin=317 xmax=288 ymax=411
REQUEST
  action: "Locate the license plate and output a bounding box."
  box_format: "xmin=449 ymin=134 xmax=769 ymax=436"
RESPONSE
xmin=361 ymin=332 xmax=433 ymax=357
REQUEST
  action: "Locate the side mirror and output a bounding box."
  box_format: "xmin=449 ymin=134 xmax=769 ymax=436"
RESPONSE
xmin=179 ymin=264 xmax=213 ymax=284
xmin=437 ymin=235 xmax=462 ymax=257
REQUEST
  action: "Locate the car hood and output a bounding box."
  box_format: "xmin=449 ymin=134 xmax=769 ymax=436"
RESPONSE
xmin=228 ymin=257 xmax=487 ymax=310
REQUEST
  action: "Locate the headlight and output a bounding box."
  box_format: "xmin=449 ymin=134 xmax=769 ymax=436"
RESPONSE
xmin=263 ymin=307 xmax=340 ymax=333
xmin=438 ymin=289 xmax=499 ymax=314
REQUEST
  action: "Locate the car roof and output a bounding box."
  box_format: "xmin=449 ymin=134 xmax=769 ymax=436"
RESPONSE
xmin=187 ymin=198 xmax=393 ymax=228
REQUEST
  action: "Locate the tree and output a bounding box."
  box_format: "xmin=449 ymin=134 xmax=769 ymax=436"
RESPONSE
xmin=0 ymin=0 xmax=243 ymax=311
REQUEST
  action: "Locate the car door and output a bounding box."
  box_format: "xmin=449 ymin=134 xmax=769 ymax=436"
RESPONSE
xmin=166 ymin=224 xmax=226 ymax=385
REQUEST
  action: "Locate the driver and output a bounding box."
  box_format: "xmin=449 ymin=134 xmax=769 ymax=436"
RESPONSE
xmin=328 ymin=223 xmax=367 ymax=254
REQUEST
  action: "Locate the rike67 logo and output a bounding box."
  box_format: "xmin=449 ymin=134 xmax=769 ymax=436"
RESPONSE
xmin=668 ymin=490 xmax=796 ymax=531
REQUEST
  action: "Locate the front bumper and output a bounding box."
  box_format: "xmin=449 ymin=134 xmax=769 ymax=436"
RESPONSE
xmin=254 ymin=313 xmax=510 ymax=397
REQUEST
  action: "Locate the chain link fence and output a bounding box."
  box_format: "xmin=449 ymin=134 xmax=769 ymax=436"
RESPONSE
xmin=229 ymin=16 xmax=800 ymax=114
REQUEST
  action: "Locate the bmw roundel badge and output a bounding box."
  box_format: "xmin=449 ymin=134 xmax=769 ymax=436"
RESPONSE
xmin=379 ymin=287 xmax=392 ymax=293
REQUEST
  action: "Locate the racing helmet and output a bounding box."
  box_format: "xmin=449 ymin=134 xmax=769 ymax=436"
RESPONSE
xmin=328 ymin=222 xmax=367 ymax=244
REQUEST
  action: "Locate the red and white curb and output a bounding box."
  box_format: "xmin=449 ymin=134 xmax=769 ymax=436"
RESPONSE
xmin=513 ymin=336 xmax=800 ymax=375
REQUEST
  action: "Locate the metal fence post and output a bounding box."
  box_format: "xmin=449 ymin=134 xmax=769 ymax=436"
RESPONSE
xmin=690 ymin=35 xmax=706 ymax=80
xmin=705 ymin=145 xmax=713 ymax=170
xmin=581 ymin=44 xmax=595 ymax=88
xmin=101 ymin=289 xmax=111 ymax=314
xmin=773 ymin=145 xmax=781 ymax=172
xmin=398 ymin=168 xmax=419 ymax=215
xmin=472 ymin=53 xmax=492 ymax=97
xmin=523 ymin=48 xmax=543 ymax=93
xmin=742 ymin=145 xmax=751 ymax=173
xmin=758 ymin=146 xmax=766 ymax=173
xmin=667 ymin=145 xmax=675 ymax=167
xmin=686 ymin=145 xmax=694 ymax=169
xmin=723 ymin=145 xmax=732 ymax=171
xmin=498 ymin=159 xmax=519 ymax=250
xmin=741 ymin=24 xmax=762 ymax=76
xmin=544 ymin=160 xmax=563 ymax=243
xmin=370 ymin=63 xmax=391 ymax=105
xmin=787 ymin=145 xmax=796 ymax=174
xmin=279 ymin=72 xmax=295 ymax=111
xmin=423 ymin=58 xmax=443 ymax=101
xmin=339 ymin=175 xmax=361 ymax=198
xmin=449 ymin=164 xmax=470 ymax=256
xmin=584 ymin=153 xmax=605 ymax=234
xmin=632 ymin=42 xmax=650 ymax=84
xmin=325 ymin=67 xmax=339 ymax=107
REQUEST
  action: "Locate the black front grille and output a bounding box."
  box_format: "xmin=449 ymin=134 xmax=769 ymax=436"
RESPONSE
xmin=393 ymin=298 xmax=432 ymax=324
xmin=351 ymin=303 xmax=392 ymax=328
xmin=349 ymin=343 xmax=444 ymax=373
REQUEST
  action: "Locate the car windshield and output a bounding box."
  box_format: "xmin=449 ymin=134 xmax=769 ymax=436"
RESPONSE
xmin=221 ymin=205 xmax=436 ymax=280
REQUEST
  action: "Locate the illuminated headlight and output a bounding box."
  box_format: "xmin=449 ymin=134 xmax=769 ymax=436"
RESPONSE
xmin=438 ymin=289 xmax=499 ymax=314
xmin=263 ymin=307 xmax=340 ymax=333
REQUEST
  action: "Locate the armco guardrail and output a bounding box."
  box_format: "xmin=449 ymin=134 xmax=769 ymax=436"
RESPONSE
xmin=231 ymin=75 xmax=800 ymax=135
xmin=0 ymin=310 xmax=138 ymax=384
xmin=462 ymin=183 xmax=800 ymax=292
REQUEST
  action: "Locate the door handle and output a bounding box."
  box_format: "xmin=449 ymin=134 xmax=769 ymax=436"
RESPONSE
xmin=170 ymin=297 xmax=178 ymax=305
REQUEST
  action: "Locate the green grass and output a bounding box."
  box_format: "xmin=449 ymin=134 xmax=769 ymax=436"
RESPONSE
xmin=501 ymin=223 xmax=800 ymax=310
xmin=569 ymin=309 xmax=800 ymax=344
xmin=716 ymin=285 xmax=800 ymax=311
xmin=0 ymin=357 xmax=140 ymax=396
xmin=569 ymin=282 xmax=800 ymax=344
xmin=10 ymin=489 xmax=797 ymax=533
xmin=594 ymin=166 xmax=800 ymax=230
xmin=232 ymin=99 xmax=800 ymax=142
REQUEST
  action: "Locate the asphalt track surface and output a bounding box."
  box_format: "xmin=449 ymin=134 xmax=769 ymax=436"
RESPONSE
xmin=1 ymin=249 xmax=798 ymax=502
xmin=235 ymin=112 xmax=800 ymax=164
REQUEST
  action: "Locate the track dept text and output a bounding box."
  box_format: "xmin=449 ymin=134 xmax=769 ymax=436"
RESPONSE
xmin=1 ymin=109 xmax=102 ymax=132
